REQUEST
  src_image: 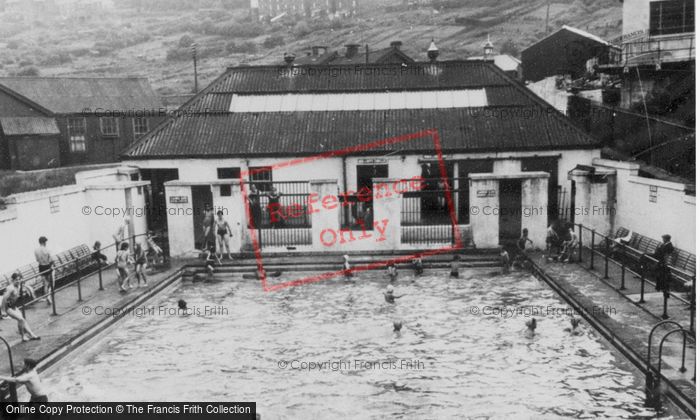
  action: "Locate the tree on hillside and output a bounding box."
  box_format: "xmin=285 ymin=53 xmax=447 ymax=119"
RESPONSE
xmin=500 ymin=38 xmax=519 ymax=57
xmin=179 ymin=34 xmax=195 ymax=48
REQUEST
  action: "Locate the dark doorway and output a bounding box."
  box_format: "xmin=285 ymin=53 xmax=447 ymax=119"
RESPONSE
xmin=521 ymin=157 xmax=559 ymax=222
xmin=191 ymin=186 xmax=213 ymax=250
xmin=419 ymin=161 xmax=455 ymax=224
xmin=357 ymin=164 xmax=389 ymax=191
xmin=353 ymin=164 xmax=388 ymax=227
xmin=141 ymin=169 xmax=179 ymax=231
xmin=457 ymin=159 xmax=493 ymax=224
xmin=499 ymin=179 xmax=522 ymax=244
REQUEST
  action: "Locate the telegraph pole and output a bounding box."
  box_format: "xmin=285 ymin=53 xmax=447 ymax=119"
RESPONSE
xmin=192 ymin=42 xmax=199 ymax=94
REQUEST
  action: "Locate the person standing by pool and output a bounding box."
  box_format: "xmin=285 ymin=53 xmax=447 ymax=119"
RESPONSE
xmin=412 ymin=257 xmax=424 ymax=276
xmin=215 ymin=211 xmax=233 ymax=260
xmin=146 ymin=231 xmax=164 ymax=268
xmin=0 ymin=358 xmax=47 ymax=402
xmin=387 ymin=263 xmax=398 ymax=282
xmin=133 ymin=243 xmax=148 ymax=287
xmin=2 ymin=273 xmax=40 ymax=342
xmin=202 ymin=204 xmax=215 ymax=250
xmin=204 ymin=245 xmax=221 ymax=281
xmin=267 ymin=187 xmax=283 ymax=228
xmin=559 ymin=224 xmax=578 ymax=263
xmin=450 ymin=255 xmax=460 ymax=278
xmin=248 ymin=184 xmax=262 ymax=228
xmin=343 ymin=255 xmax=353 ymax=279
xmin=33 ymin=236 xmax=54 ymax=306
xmin=113 ymin=218 xmax=131 ymax=250
xmin=116 ymin=242 xmax=132 ymax=293
xmin=651 ymin=234 xmax=674 ymax=294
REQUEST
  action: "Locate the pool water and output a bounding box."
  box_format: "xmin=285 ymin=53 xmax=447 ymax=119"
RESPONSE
xmin=43 ymin=269 xmax=655 ymax=419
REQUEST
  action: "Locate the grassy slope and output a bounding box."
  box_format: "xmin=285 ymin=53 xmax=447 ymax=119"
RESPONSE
xmin=0 ymin=0 xmax=621 ymax=96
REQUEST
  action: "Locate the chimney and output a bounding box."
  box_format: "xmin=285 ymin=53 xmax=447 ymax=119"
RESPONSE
xmin=390 ymin=40 xmax=402 ymax=50
xmin=345 ymin=43 xmax=360 ymax=58
xmin=427 ymin=39 xmax=439 ymax=62
xmin=312 ymin=46 xmax=328 ymax=57
xmin=284 ymin=52 xmax=296 ymax=65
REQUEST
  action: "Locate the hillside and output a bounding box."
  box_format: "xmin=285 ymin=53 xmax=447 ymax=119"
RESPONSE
xmin=0 ymin=0 xmax=622 ymax=98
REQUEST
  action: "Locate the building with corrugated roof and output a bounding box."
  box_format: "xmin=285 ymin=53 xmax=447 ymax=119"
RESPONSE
xmin=122 ymin=56 xmax=602 ymax=254
xmin=0 ymin=77 xmax=164 ymax=169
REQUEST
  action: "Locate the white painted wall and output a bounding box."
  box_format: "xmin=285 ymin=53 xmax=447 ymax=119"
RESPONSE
xmin=594 ymin=159 xmax=696 ymax=253
xmin=0 ymin=171 xmax=149 ymax=275
xmin=622 ymin=0 xmax=650 ymax=36
xmin=123 ymin=148 xmax=599 ymax=197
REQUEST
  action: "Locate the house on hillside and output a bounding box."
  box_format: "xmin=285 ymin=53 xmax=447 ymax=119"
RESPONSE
xmin=522 ymin=25 xmax=618 ymax=83
xmin=0 ymin=77 xmax=164 ymax=170
xmin=288 ymin=41 xmax=416 ymax=65
xmin=121 ymin=48 xmax=602 ymax=255
xmin=252 ymin=0 xmax=358 ymax=21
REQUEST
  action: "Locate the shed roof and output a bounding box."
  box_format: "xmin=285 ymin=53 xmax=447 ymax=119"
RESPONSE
xmin=0 ymin=117 xmax=60 ymax=136
xmin=0 ymin=77 xmax=162 ymax=114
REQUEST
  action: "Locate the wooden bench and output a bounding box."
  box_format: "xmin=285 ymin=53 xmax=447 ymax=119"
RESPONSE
xmin=0 ymin=244 xmax=99 ymax=298
xmin=609 ymin=228 xmax=695 ymax=284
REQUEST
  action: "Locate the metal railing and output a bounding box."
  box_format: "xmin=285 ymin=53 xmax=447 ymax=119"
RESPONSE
xmin=576 ymin=224 xmax=695 ymax=331
xmin=5 ymin=232 xmax=165 ymax=318
xmin=607 ymin=33 xmax=695 ymax=66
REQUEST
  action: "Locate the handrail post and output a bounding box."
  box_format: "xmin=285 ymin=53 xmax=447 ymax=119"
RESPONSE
xmin=578 ymin=224 xmax=583 ymax=263
xmin=50 ymin=281 xmax=57 ymax=316
xmin=620 ymin=265 xmax=626 ymax=290
xmin=98 ymin=260 xmax=104 ymax=291
xmin=662 ymin=290 xmax=669 ymax=319
xmin=691 ymin=276 xmax=696 ymax=336
xmin=639 ymin=267 xmax=646 ymax=304
xmin=76 ymin=257 xmax=82 ymax=302
xmin=680 ymin=333 xmax=687 ymax=373
xmin=604 ymin=237 xmax=610 ymax=279
xmin=590 ymin=229 xmax=595 ymax=269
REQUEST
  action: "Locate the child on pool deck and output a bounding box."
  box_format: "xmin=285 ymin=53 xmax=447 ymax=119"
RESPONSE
xmin=412 ymin=257 xmax=424 ymax=276
xmin=205 ymin=245 xmax=222 ymax=281
xmin=499 ymin=245 xmax=510 ymax=274
xmin=343 ymin=255 xmax=353 ymax=279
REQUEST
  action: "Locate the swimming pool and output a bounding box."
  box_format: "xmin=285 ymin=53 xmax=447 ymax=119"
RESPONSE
xmin=43 ymin=269 xmax=655 ymax=419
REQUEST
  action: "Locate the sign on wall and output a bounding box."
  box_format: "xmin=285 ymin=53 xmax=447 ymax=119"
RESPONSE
xmin=477 ymin=190 xmax=496 ymax=198
xmin=169 ymin=196 xmax=189 ymax=204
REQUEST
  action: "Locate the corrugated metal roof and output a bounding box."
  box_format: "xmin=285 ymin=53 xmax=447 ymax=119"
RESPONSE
xmin=210 ymin=61 xmax=509 ymax=93
xmin=0 ymin=117 xmax=60 ymax=136
xmin=0 ymin=77 xmax=162 ymax=114
xmin=124 ymin=107 xmax=598 ymax=158
xmin=126 ymin=60 xmax=600 ymax=159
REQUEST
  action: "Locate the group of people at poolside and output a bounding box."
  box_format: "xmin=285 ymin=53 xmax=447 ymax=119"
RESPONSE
xmin=546 ymin=221 xmax=579 ymax=263
xmin=112 ymin=219 xmax=165 ymax=293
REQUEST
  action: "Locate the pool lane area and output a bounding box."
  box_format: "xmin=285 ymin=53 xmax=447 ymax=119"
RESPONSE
xmin=40 ymin=268 xmax=657 ymax=419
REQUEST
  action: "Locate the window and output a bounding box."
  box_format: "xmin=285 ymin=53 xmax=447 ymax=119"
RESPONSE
xmin=220 ymin=185 xmax=232 ymax=197
xmin=100 ymin=117 xmax=119 ymax=137
xmin=67 ymin=117 xmax=87 ymax=153
xmin=49 ymin=196 xmax=60 ymax=213
xmin=217 ymin=167 xmax=241 ymax=179
xmin=249 ymin=166 xmax=272 ymax=191
xmin=650 ymin=0 xmax=694 ymax=35
xmin=133 ymin=118 xmax=149 ymax=136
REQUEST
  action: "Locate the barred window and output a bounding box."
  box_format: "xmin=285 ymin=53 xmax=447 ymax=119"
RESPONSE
xmin=67 ymin=117 xmax=87 ymax=153
xmin=100 ymin=117 xmax=119 ymax=137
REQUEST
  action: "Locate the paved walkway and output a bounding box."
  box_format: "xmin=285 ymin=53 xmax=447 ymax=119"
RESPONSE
xmin=531 ymin=250 xmax=696 ymax=413
xmin=0 ymin=262 xmax=183 ymax=375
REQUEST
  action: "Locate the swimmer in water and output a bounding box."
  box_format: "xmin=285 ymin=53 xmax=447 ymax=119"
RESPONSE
xmin=383 ymin=285 xmax=404 ymax=304
xmin=412 ymin=257 xmax=423 ymax=276
xmin=565 ymin=317 xmax=582 ymax=335
xmin=343 ymin=255 xmax=353 ymax=279
xmin=387 ymin=263 xmax=398 ymax=282
xmin=0 ymin=358 xmax=48 ymax=403
xmin=525 ymin=318 xmax=537 ymax=337
xmin=450 ymin=255 xmax=460 ymax=278
xmin=393 ymin=320 xmax=403 ymax=333
xmin=178 ymin=299 xmax=188 ymax=312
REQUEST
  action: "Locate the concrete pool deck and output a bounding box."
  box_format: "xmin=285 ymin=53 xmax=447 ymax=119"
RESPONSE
xmin=530 ymin=250 xmax=696 ymax=416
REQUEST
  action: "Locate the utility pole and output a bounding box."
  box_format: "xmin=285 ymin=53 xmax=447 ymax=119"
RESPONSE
xmin=545 ymin=0 xmax=551 ymax=35
xmin=192 ymin=42 xmax=199 ymax=94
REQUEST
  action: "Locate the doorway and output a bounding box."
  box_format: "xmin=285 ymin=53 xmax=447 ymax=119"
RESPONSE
xmin=141 ymin=169 xmax=179 ymax=231
xmin=191 ymin=185 xmax=213 ymax=250
xmin=354 ymin=164 xmax=388 ymax=226
xmin=499 ymin=179 xmax=522 ymax=244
